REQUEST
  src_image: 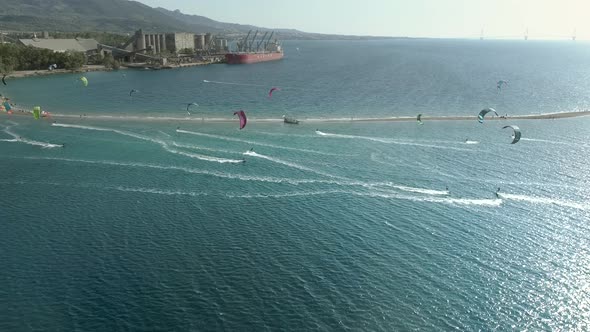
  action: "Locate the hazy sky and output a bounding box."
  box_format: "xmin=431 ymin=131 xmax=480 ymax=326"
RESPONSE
xmin=137 ymin=0 xmax=589 ymax=39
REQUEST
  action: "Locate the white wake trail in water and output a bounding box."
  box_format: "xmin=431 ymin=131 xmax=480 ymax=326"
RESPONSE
xmin=14 ymin=157 xmax=461 ymax=196
xmin=226 ymin=190 xmax=345 ymax=199
xmin=228 ymin=189 xmax=501 ymax=207
xmin=1 ymin=123 xmax=63 ymax=148
xmin=167 ymin=148 xmax=244 ymax=164
xmin=315 ymin=131 xmax=473 ymax=151
xmin=18 ymin=157 xmax=327 ymax=185
xmin=388 ymin=185 xmax=449 ymax=196
xmin=254 ymin=131 xmax=317 ymax=139
xmin=52 ymin=123 xmax=244 ymax=164
xmin=111 ymin=186 xmax=207 ymax=197
xmin=243 ymin=150 xmax=342 ymax=178
xmin=520 ymin=138 xmax=589 ymax=148
xmin=0 ymin=179 xmax=207 ymax=198
xmin=14 ymin=156 xmax=557 ymax=209
xmin=158 ymin=130 xmax=172 ymax=138
xmin=499 ymin=193 xmax=589 ymax=211
xmin=177 ymin=129 xmax=344 ymax=156
xmin=171 ymin=142 xmax=239 ymax=155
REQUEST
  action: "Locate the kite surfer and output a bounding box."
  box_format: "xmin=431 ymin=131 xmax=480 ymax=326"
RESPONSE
xmin=495 ymin=187 xmax=501 ymax=198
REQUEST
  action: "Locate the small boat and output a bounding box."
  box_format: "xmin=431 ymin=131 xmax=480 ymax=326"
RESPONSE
xmin=282 ymin=115 xmax=299 ymax=124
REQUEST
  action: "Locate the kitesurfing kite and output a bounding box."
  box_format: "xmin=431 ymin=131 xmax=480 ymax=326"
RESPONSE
xmin=502 ymin=125 xmax=521 ymax=144
xmin=186 ymin=102 xmax=198 ymax=114
xmin=3 ymin=101 xmax=11 ymax=112
xmin=129 ymin=89 xmax=138 ymax=96
xmin=234 ymin=110 xmax=247 ymax=130
xmin=80 ymin=76 xmax=88 ymax=87
xmin=478 ymin=108 xmax=499 ymax=123
xmin=33 ymin=106 xmax=41 ymax=120
xmin=417 ymin=113 xmax=424 ymax=125
xmin=497 ymin=80 xmax=508 ymax=90
xmin=1 ymin=74 xmax=6 ymax=86
xmin=268 ymin=87 xmax=281 ymax=98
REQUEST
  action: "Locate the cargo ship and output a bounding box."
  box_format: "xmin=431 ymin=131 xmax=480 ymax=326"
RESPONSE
xmin=225 ymin=30 xmax=283 ymax=65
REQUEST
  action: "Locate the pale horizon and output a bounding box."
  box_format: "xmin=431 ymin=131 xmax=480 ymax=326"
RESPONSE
xmin=136 ymin=0 xmax=589 ymax=40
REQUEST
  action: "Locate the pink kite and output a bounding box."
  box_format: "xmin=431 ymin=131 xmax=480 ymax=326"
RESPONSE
xmin=268 ymin=87 xmax=281 ymax=98
xmin=234 ymin=110 xmax=247 ymax=130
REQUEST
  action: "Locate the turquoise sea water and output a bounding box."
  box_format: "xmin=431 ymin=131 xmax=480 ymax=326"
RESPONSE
xmin=1 ymin=40 xmax=590 ymax=331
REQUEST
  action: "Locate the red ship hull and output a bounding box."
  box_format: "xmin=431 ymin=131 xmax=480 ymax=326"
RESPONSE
xmin=225 ymin=52 xmax=284 ymax=64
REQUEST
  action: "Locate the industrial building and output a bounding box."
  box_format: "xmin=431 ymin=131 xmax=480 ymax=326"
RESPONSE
xmin=97 ymin=29 xmax=229 ymax=66
xmin=126 ymin=30 xmax=198 ymax=54
xmin=166 ymin=32 xmax=194 ymax=53
xmin=129 ymin=30 xmax=167 ymax=54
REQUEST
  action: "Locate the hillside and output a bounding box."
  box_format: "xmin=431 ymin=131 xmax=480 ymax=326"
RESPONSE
xmin=0 ymin=0 xmax=388 ymax=40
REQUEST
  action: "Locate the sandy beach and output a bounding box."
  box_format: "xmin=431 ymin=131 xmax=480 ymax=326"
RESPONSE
xmin=3 ymin=109 xmax=589 ymax=124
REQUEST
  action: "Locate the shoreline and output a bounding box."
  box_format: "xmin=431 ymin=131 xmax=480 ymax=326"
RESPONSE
xmin=5 ymin=61 xmax=219 ymax=79
xmin=5 ymin=65 xmax=120 ymax=79
xmin=3 ymin=110 xmax=589 ymax=124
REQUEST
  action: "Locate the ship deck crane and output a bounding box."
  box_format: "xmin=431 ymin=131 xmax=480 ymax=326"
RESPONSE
xmin=264 ymin=31 xmax=274 ymax=51
xmin=239 ymin=30 xmax=252 ymax=52
xmin=256 ymin=32 xmax=268 ymax=52
xmin=248 ymin=30 xmax=259 ymax=52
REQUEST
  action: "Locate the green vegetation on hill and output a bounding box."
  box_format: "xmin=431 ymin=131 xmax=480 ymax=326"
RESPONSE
xmin=0 ymin=44 xmax=85 ymax=73
xmin=0 ymin=0 xmax=388 ymax=40
xmin=0 ymin=0 xmax=196 ymax=33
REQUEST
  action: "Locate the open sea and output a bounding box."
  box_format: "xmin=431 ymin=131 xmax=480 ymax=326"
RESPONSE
xmin=1 ymin=39 xmax=589 ymax=331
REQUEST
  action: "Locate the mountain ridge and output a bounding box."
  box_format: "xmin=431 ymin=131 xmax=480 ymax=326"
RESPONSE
xmin=0 ymin=0 xmax=394 ymax=40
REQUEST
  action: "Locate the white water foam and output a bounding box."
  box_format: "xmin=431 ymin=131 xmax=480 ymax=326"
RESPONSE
xmin=315 ymin=131 xmax=472 ymax=151
xmin=254 ymin=131 xmax=316 ymax=138
xmin=227 ymin=189 xmax=502 ymax=207
xmin=226 ymin=190 xmax=344 ymax=199
xmin=111 ymin=186 xmax=207 ymax=197
xmin=389 ymin=185 xmax=450 ymax=196
xmin=16 ymin=156 xmax=326 ymax=186
xmin=521 ymin=138 xmax=589 ymax=148
xmin=167 ymin=148 xmax=244 ymax=164
xmin=0 ymin=179 xmax=207 ymax=198
xmin=348 ymin=190 xmax=502 ymax=207
xmin=172 ymin=142 xmax=239 ymax=155
xmin=1 ymin=125 xmax=63 ymax=148
xmin=177 ymin=129 xmax=344 ymax=156
xmin=10 ymin=155 xmax=502 ymax=201
xmin=500 ymin=193 xmax=589 ymax=211
xmin=464 ymin=140 xmax=480 ymax=145
xmin=52 ymin=123 xmax=243 ymax=163
xmin=158 ymin=130 xmax=172 ymax=138
xmin=243 ymin=150 xmax=341 ymax=178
